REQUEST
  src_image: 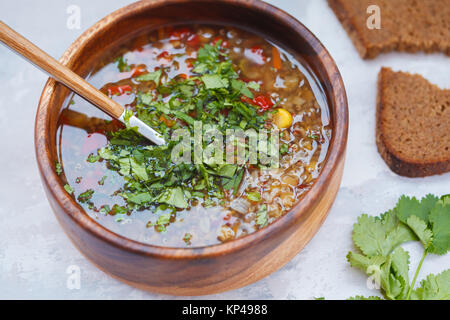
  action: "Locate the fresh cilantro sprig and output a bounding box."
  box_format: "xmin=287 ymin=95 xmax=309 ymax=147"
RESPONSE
xmin=347 ymin=194 xmax=450 ymax=300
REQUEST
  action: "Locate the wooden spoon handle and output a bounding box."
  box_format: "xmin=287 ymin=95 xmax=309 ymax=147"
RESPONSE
xmin=0 ymin=20 xmax=124 ymax=119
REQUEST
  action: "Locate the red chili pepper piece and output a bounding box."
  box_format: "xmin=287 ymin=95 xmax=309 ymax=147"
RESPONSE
xmin=186 ymin=34 xmax=200 ymax=48
xmin=186 ymin=60 xmax=194 ymax=69
xmin=212 ymin=36 xmax=229 ymax=48
xmin=250 ymin=46 xmax=266 ymax=62
xmin=241 ymin=95 xmax=274 ymax=112
xmin=169 ymin=27 xmax=191 ymax=40
xmin=107 ymin=84 xmax=132 ymax=96
xmin=131 ymin=66 xmax=146 ymax=77
xmin=157 ymin=51 xmax=170 ymax=59
xmin=253 ymin=95 xmax=273 ymax=111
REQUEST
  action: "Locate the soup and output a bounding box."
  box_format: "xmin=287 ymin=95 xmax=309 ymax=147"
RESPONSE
xmin=56 ymin=24 xmax=331 ymax=247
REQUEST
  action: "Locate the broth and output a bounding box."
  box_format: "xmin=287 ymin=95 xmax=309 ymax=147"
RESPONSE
xmin=56 ymin=24 xmax=331 ymax=247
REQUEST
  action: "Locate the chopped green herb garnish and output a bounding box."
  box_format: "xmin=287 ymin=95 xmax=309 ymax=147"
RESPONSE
xmin=183 ymin=233 xmax=193 ymax=245
xmin=247 ymin=81 xmax=260 ymax=91
xmin=77 ymin=189 xmax=94 ymax=203
xmin=112 ymin=204 xmax=128 ymax=215
xmin=256 ymin=204 xmax=268 ymax=228
xmin=55 ymin=161 xmax=62 ymax=175
xmin=64 ymin=184 xmax=73 ymax=195
xmin=99 ymin=205 xmax=111 ymax=215
xmin=89 ymin=41 xmax=274 ymax=222
xmin=247 ymin=191 xmax=261 ymax=202
xmin=308 ymin=134 xmax=319 ymax=140
xmin=280 ymin=143 xmax=289 ymax=155
xmin=87 ymin=153 xmax=100 ymax=163
xmin=115 ymin=56 xmax=131 ymax=72
xmin=98 ymin=175 xmax=107 ymax=186
xmin=136 ymin=69 xmax=162 ymax=84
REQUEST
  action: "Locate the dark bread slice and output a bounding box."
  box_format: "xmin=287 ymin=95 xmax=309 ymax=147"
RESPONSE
xmin=328 ymin=0 xmax=450 ymax=59
xmin=376 ymin=67 xmax=450 ymax=177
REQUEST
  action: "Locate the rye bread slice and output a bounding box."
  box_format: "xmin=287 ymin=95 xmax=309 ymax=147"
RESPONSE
xmin=376 ymin=67 xmax=450 ymax=177
xmin=328 ymin=0 xmax=450 ymax=59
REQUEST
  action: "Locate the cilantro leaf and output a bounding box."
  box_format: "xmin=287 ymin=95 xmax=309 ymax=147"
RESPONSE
xmin=386 ymin=247 xmax=410 ymax=299
xmin=396 ymin=194 xmax=439 ymax=224
xmin=139 ymin=92 xmax=153 ymax=106
xmin=136 ymin=69 xmax=162 ymax=84
xmin=395 ymin=194 xmax=449 ymax=254
xmin=130 ymin=157 xmax=149 ymax=181
xmin=346 ymin=252 xmax=385 ymax=273
xmin=428 ymin=201 xmax=450 ymax=255
xmin=347 ymin=296 xmax=383 ymax=300
xmin=231 ymin=79 xmax=253 ymax=98
xmin=118 ymin=157 xmax=131 ymax=176
xmin=406 ymin=215 xmax=433 ymax=248
xmin=352 ymin=211 xmax=416 ymax=257
xmin=157 ymin=187 xmax=188 ymax=209
xmin=157 ymin=213 xmax=171 ymax=226
xmin=247 ymin=81 xmax=260 ymax=91
xmin=347 ymin=194 xmax=450 ymax=301
xmin=128 ymin=192 xmax=153 ymax=205
xmin=201 ymin=74 xmax=228 ymax=89
xmin=216 ymin=164 xmax=237 ymax=178
xmin=410 ymin=269 xmax=450 ymax=300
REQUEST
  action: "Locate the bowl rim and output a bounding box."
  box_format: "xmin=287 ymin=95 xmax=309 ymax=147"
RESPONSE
xmin=35 ymin=0 xmax=348 ymax=259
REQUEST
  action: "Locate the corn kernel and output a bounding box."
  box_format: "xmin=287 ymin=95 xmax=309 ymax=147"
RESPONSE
xmin=273 ymin=108 xmax=293 ymax=129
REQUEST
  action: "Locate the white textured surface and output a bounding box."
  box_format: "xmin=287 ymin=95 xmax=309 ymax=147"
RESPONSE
xmin=0 ymin=0 xmax=449 ymax=299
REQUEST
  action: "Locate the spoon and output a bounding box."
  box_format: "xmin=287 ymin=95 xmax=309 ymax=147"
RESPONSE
xmin=0 ymin=21 xmax=165 ymax=145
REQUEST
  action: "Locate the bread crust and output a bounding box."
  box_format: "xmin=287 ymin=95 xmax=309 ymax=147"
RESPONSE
xmin=328 ymin=0 xmax=450 ymax=59
xmin=376 ymin=68 xmax=450 ymax=177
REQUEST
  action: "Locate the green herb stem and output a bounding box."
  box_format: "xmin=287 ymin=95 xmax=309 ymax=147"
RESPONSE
xmin=406 ymin=249 xmax=427 ymax=300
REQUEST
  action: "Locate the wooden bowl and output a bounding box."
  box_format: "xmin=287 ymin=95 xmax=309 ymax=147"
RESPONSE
xmin=35 ymin=0 xmax=348 ymax=295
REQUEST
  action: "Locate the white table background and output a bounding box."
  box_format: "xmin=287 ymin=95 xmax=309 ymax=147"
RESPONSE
xmin=0 ymin=0 xmax=449 ymax=300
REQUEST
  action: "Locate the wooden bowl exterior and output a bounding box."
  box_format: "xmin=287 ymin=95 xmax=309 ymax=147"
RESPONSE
xmin=35 ymin=0 xmax=348 ymax=295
